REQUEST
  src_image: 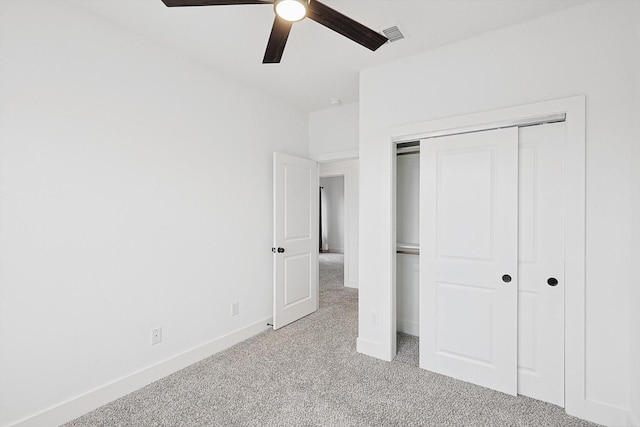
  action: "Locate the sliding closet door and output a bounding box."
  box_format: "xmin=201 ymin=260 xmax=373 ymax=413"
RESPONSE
xmin=517 ymin=123 xmax=565 ymax=406
xmin=420 ymin=127 xmax=518 ymax=395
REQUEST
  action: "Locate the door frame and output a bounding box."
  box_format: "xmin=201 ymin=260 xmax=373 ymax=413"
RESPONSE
xmin=385 ymin=96 xmax=585 ymax=418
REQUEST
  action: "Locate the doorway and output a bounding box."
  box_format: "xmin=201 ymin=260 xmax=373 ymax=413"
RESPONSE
xmin=319 ymin=175 xmax=345 ymax=292
xmin=318 ymin=158 xmax=359 ymax=291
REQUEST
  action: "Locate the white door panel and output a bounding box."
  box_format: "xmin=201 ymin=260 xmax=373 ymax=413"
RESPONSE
xmin=517 ymin=123 xmax=565 ymax=406
xmin=273 ymin=153 xmax=318 ymax=330
xmin=420 ymin=127 xmax=519 ymax=395
xmin=437 ymin=149 xmax=493 ymax=259
xmin=284 ymin=254 xmax=311 ymax=305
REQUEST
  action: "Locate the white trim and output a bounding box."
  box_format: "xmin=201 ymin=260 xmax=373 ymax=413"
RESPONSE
xmin=313 ymin=150 xmax=359 ymax=163
xmin=8 ymin=317 xmax=273 ymax=427
xmin=345 ymin=279 xmax=358 ymax=289
xmin=577 ymin=401 xmax=632 ymax=427
xmin=356 ymin=337 xmax=391 ymax=361
xmin=322 ymin=249 xmax=344 ymax=254
xmin=390 ymin=142 xmax=398 ymax=360
xmin=364 ymin=95 xmax=594 ymax=422
xmin=397 ymin=319 xmax=419 ymax=337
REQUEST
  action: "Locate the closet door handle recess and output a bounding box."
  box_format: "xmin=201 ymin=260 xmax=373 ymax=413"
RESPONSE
xmin=547 ymin=277 xmax=558 ymax=286
xmin=271 ymin=247 xmax=285 ymax=253
xmin=501 ymin=274 xmax=512 ymax=283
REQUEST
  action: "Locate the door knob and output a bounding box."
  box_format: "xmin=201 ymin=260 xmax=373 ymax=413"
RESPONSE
xmin=502 ymin=274 xmax=512 ymax=283
xmin=271 ymin=247 xmax=285 ymax=253
xmin=547 ymin=277 xmax=558 ymax=286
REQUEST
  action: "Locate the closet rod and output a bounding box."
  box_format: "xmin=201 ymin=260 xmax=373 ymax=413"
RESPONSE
xmin=397 ymin=249 xmax=419 ymax=255
xmin=397 ymin=143 xmax=420 ymax=156
xmin=397 ymin=243 xmax=419 ymax=256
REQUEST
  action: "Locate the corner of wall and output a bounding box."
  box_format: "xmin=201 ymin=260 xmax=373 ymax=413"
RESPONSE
xmin=308 ymin=102 xmax=359 ymax=160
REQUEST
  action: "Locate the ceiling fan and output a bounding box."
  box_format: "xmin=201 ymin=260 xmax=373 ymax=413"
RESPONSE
xmin=160 ymin=0 xmax=389 ymax=63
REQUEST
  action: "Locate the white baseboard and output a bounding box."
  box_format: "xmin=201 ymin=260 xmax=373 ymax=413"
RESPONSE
xmin=345 ymin=279 xmax=358 ymax=289
xmin=397 ymin=319 xmax=419 ymax=337
xmin=567 ymin=397 xmax=631 ymax=427
xmin=583 ymin=400 xmax=630 ymax=427
xmin=320 ymin=249 xmax=344 ymax=254
xmin=357 ymin=337 xmax=393 ymax=362
xmin=9 ymin=317 xmax=273 ymax=427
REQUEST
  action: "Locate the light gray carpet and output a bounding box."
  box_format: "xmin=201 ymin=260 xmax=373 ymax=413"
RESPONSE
xmin=319 ymin=252 xmax=344 ymax=292
xmin=66 ymin=268 xmax=598 ymax=426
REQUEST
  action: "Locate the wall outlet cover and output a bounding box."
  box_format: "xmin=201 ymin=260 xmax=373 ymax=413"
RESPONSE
xmin=152 ymin=327 xmax=162 ymax=345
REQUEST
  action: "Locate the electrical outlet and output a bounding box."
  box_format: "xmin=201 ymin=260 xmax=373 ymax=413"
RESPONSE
xmin=152 ymin=327 xmax=162 ymax=345
xmin=232 ymin=302 xmax=239 ymax=316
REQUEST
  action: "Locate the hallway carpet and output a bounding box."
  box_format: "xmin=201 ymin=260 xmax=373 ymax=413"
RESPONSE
xmin=66 ymin=262 xmax=597 ymax=426
xmin=319 ymin=252 xmax=344 ymax=292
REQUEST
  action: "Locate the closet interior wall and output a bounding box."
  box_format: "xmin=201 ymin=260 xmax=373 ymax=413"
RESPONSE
xmin=396 ymin=148 xmax=420 ymax=336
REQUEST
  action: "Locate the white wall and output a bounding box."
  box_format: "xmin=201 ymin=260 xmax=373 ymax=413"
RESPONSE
xmin=358 ymin=1 xmax=638 ymax=425
xmin=319 ymin=160 xmax=359 ymax=289
xmin=0 ymin=1 xmax=308 ymax=426
xmin=309 ymin=102 xmax=359 ymax=161
xmin=320 ymin=176 xmax=344 ymax=252
xmin=630 ymin=3 xmax=640 ymax=426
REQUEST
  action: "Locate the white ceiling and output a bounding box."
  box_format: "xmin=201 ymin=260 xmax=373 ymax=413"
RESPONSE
xmin=73 ymin=0 xmax=588 ymax=112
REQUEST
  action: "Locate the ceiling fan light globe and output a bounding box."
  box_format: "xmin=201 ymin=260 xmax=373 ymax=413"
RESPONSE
xmin=275 ymin=0 xmax=307 ymax=22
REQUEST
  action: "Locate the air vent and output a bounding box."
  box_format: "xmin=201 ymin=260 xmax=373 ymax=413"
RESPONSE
xmin=382 ymin=25 xmax=405 ymax=43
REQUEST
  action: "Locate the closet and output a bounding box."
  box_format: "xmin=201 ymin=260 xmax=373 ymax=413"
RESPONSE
xmin=396 ymin=142 xmax=420 ymax=337
xmin=396 ymin=121 xmax=566 ymax=407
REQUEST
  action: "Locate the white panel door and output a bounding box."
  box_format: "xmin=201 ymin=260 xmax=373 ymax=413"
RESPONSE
xmin=273 ymin=152 xmax=318 ymax=330
xmin=420 ymin=127 xmax=519 ymax=395
xmin=517 ymin=123 xmax=565 ymax=405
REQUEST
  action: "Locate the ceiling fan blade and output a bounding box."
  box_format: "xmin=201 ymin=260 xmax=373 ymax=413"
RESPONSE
xmin=263 ymin=16 xmax=293 ymax=64
xmin=307 ymin=0 xmax=388 ymax=51
xmin=161 ymin=0 xmax=272 ymax=7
